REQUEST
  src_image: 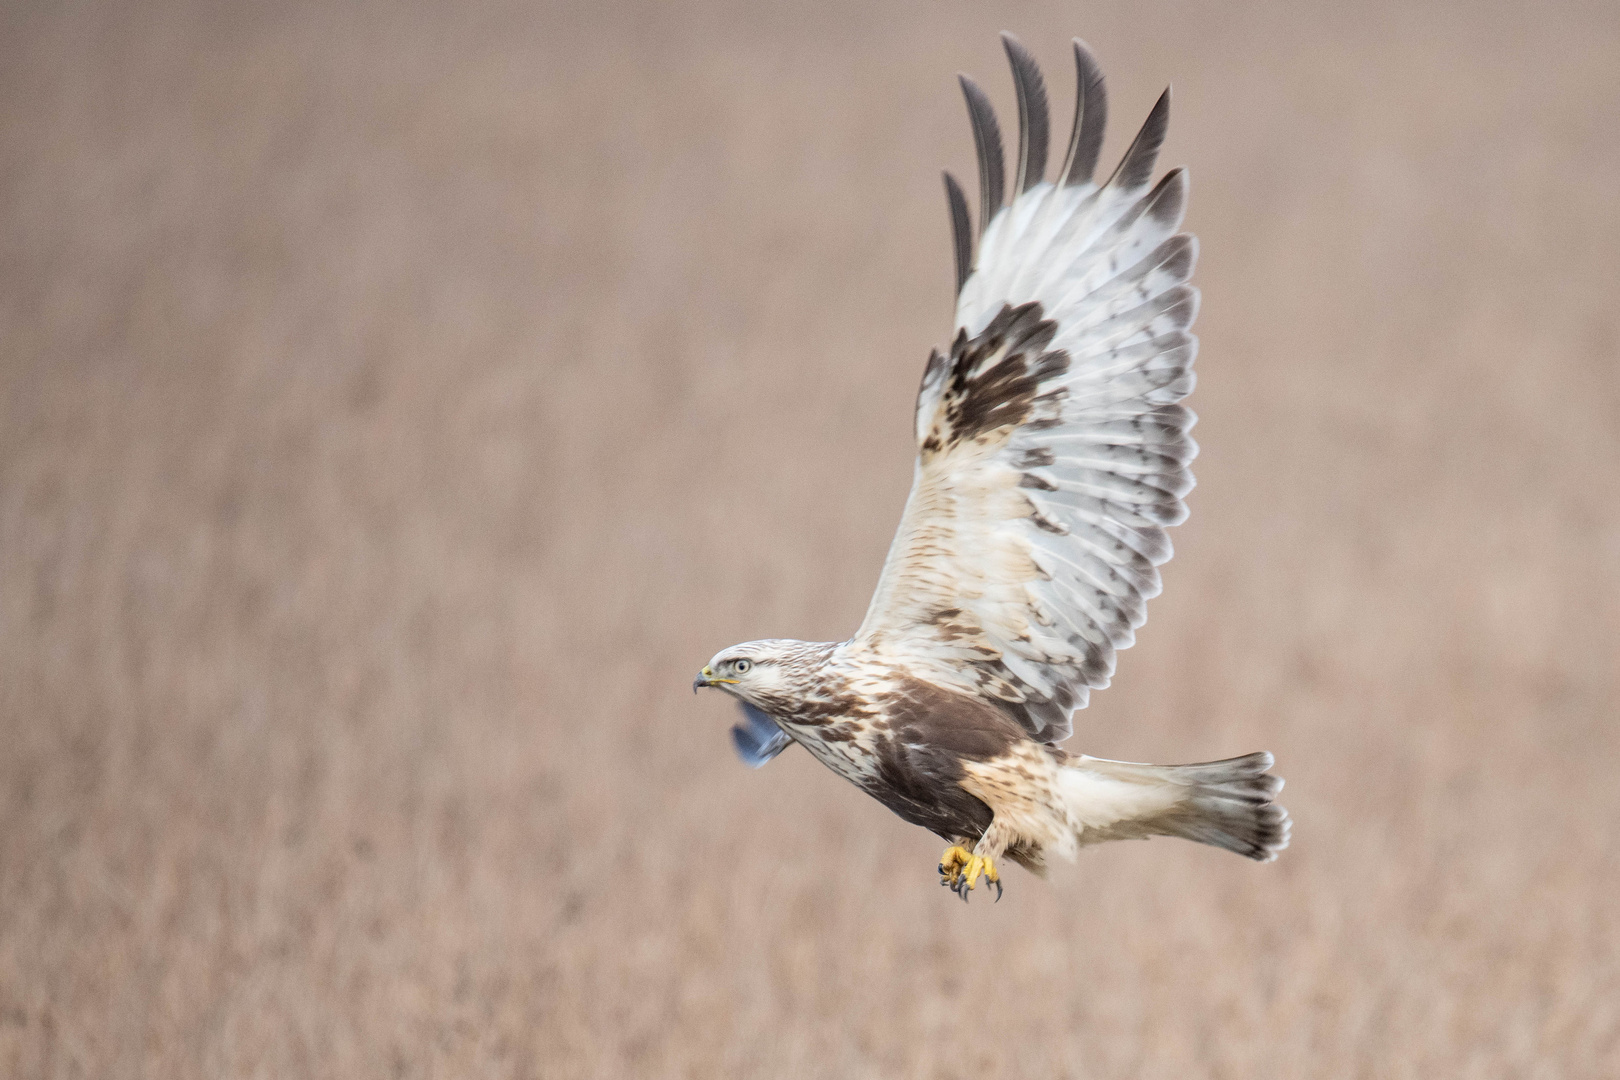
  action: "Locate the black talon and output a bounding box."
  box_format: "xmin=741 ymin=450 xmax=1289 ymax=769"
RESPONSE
xmin=992 ymin=880 xmax=1003 ymax=902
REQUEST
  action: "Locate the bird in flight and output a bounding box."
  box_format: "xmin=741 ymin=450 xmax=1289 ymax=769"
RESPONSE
xmin=695 ymin=34 xmax=1289 ymax=900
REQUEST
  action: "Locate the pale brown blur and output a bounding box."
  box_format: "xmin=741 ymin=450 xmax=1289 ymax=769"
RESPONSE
xmin=2 ymin=1 xmax=1617 ymax=1076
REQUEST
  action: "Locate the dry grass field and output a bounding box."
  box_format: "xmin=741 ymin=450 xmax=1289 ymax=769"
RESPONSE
xmin=3 ymin=1 xmax=1618 ymax=1076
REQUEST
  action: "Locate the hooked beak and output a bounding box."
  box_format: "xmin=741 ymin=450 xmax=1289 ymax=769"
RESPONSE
xmin=692 ymin=665 xmax=738 ymax=693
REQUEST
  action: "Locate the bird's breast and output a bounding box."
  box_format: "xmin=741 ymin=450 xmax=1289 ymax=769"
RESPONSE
xmin=787 ymin=717 xmax=883 ymax=785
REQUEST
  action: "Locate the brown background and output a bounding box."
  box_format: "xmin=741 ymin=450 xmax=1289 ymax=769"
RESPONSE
xmin=3 ymin=0 xmax=1618 ymax=1076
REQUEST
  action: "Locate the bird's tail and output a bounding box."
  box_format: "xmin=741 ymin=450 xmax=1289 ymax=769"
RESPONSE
xmin=1055 ymin=750 xmax=1291 ymax=861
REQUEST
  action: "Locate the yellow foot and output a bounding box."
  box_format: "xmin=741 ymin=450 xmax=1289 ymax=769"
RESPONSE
xmin=938 ymin=845 xmax=1001 ymax=902
xmin=939 ymin=844 xmax=971 ymax=888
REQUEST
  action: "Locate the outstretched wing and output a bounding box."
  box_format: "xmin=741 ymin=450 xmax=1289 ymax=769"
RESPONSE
xmin=854 ymin=35 xmax=1198 ymax=744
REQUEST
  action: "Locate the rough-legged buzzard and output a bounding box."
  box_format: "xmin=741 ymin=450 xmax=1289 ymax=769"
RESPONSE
xmin=696 ymin=34 xmax=1289 ymax=900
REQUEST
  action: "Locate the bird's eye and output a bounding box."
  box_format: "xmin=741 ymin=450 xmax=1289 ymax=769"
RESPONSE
xmin=732 ymin=658 xmax=752 ymax=674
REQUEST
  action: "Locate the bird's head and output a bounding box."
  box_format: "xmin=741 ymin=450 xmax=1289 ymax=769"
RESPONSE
xmin=693 ymin=638 xmax=832 ymax=711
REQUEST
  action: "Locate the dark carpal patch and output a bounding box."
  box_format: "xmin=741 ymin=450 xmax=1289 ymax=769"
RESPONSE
xmin=866 ymin=732 xmax=994 ymax=842
xmin=921 ymin=303 xmax=1070 ymax=458
xmin=882 ymin=678 xmax=1028 ymax=761
xmin=853 ymin=679 xmax=1034 ymax=842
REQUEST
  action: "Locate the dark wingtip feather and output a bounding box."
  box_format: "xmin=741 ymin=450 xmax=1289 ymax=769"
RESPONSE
xmin=943 ymin=171 xmax=973 ymax=295
xmin=958 ymin=74 xmax=1005 ymax=235
xmin=1061 ymin=38 xmax=1108 ymax=186
xmin=1107 ymin=86 xmax=1171 ymax=193
xmin=1142 ymin=166 xmax=1189 ymax=229
xmin=1000 ymin=32 xmax=1049 ymax=194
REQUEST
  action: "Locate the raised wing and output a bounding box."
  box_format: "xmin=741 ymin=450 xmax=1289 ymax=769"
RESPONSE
xmin=854 ymin=35 xmax=1198 ymax=744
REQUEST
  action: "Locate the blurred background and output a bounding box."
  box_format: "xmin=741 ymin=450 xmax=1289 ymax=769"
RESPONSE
xmin=2 ymin=0 xmax=1617 ymax=1075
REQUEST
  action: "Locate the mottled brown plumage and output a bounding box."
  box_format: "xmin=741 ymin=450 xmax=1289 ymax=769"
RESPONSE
xmin=696 ymin=34 xmax=1289 ymax=900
